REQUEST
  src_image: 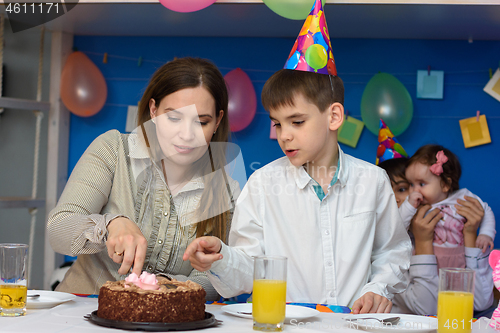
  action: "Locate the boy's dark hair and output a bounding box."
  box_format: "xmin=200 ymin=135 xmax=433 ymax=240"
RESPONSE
xmin=261 ymin=69 xmax=344 ymax=112
xmin=378 ymin=158 xmax=409 ymax=185
xmin=408 ymin=144 xmax=461 ymax=193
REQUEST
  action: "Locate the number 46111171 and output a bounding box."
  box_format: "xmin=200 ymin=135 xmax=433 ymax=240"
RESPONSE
xmin=443 ymin=319 xmax=474 ymax=330
xmin=6 ymin=3 xmax=59 ymax=14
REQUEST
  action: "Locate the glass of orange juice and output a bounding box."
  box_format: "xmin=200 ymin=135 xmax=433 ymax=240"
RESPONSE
xmin=252 ymin=256 xmax=287 ymax=331
xmin=0 ymin=243 xmax=29 ymax=317
xmin=437 ymin=268 xmax=475 ymax=333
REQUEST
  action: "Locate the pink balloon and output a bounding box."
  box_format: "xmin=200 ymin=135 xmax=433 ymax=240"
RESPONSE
xmin=224 ymin=68 xmax=257 ymax=132
xmin=159 ymin=0 xmax=216 ymax=13
xmin=60 ymin=51 xmax=107 ymax=117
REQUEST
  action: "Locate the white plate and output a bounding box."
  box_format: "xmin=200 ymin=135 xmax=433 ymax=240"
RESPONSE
xmin=343 ymin=314 xmax=438 ymax=333
xmin=26 ymin=290 xmax=77 ymax=309
xmin=221 ymin=303 xmax=319 ymax=323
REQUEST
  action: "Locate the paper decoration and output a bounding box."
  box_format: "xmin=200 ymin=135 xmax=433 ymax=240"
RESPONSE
xmin=270 ymin=120 xmax=277 ymax=140
xmin=459 ymin=114 xmax=491 ymax=148
xmin=484 ymin=68 xmax=500 ymax=102
xmin=417 ymin=70 xmax=444 ymax=99
xmin=338 ymin=116 xmax=364 ymax=148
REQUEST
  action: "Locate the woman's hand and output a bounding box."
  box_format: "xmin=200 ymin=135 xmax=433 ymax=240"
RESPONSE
xmin=456 ymin=196 xmax=484 ymax=248
xmin=106 ymin=217 xmax=148 ymax=275
xmin=410 ymin=205 xmax=442 ymax=255
xmin=351 ymin=292 xmax=392 ymax=314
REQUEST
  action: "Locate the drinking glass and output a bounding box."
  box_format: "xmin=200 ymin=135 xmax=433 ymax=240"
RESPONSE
xmin=252 ymin=256 xmax=287 ymax=332
xmin=437 ymin=268 xmax=475 ymax=333
xmin=0 ymin=243 xmax=29 ymax=316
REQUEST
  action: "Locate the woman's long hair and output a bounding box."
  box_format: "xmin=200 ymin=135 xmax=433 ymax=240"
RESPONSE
xmin=137 ymin=57 xmax=232 ymax=242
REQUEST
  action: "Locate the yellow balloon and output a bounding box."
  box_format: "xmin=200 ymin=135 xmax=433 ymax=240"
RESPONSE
xmin=299 ymin=15 xmax=313 ymax=36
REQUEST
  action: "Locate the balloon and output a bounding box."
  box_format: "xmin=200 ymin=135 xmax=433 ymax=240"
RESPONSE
xmin=296 ymin=56 xmax=309 ymax=71
xmin=159 ymin=0 xmax=216 ymax=13
xmin=297 ymin=34 xmax=313 ymax=53
xmin=299 ymin=15 xmax=313 ymax=36
xmin=224 ymin=68 xmax=257 ymax=132
xmin=360 ymin=73 xmax=413 ymax=136
xmin=60 ymin=51 xmax=107 ymax=117
xmin=305 ymin=44 xmax=327 ymax=71
xmin=313 ymin=31 xmax=328 ymax=51
xmin=263 ymin=0 xmax=326 ymax=20
xmin=285 ymin=51 xmax=300 ymax=70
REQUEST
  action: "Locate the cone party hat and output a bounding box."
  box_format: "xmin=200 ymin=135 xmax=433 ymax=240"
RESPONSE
xmin=376 ymin=119 xmax=408 ymax=165
xmin=283 ymin=0 xmax=337 ymax=75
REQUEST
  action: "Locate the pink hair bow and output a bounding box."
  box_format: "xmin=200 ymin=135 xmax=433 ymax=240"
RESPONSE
xmin=429 ymin=150 xmax=448 ymax=176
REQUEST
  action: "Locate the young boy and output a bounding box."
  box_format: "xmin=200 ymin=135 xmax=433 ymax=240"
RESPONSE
xmin=183 ymin=70 xmax=411 ymax=314
xmin=183 ymin=0 xmax=411 ymax=314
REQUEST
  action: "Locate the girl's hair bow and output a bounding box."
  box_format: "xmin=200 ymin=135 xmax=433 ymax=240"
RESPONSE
xmin=429 ymin=150 xmax=448 ymax=176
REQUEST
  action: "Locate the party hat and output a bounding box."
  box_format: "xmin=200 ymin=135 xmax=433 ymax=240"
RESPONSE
xmin=283 ymin=0 xmax=337 ymax=75
xmin=376 ymin=119 xmax=408 ymax=165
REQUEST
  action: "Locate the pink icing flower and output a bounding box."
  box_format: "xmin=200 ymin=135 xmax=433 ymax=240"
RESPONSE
xmin=125 ymin=271 xmax=159 ymax=290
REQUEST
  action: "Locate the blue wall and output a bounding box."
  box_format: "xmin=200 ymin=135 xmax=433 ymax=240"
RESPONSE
xmin=70 ymin=36 xmax=500 ymax=247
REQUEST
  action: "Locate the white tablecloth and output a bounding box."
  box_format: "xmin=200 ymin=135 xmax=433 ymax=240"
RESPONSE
xmin=1 ymin=297 xmax=497 ymax=333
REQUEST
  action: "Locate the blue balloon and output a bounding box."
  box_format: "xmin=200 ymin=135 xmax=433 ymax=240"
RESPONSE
xmin=313 ymin=32 xmax=328 ymax=50
xmin=285 ymin=51 xmax=300 ymax=70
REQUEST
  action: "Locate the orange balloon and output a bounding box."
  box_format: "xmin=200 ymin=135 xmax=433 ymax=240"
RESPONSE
xmin=60 ymin=51 xmax=107 ymax=117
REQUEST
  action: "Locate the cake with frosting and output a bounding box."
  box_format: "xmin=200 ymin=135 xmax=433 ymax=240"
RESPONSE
xmin=97 ymin=272 xmax=206 ymax=323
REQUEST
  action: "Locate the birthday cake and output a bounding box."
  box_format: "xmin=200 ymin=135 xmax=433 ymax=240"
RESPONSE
xmin=97 ymin=272 xmax=206 ymax=323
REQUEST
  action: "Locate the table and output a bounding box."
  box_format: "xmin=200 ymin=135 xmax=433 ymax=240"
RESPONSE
xmin=1 ymin=297 xmax=498 ymax=333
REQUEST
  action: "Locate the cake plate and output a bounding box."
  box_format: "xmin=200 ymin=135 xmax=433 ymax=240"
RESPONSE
xmin=85 ymin=311 xmax=221 ymax=331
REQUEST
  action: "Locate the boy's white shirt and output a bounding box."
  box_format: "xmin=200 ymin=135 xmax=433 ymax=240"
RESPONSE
xmin=207 ymin=146 xmax=412 ymax=307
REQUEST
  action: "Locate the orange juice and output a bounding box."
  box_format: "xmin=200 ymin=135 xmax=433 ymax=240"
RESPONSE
xmin=437 ymin=291 xmax=474 ymax=333
xmin=0 ymin=284 xmax=27 ymax=316
xmin=252 ymin=279 xmax=286 ymax=324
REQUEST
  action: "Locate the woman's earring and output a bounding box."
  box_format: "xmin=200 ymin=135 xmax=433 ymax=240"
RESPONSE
xmin=151 ymin=118 xmax=156 ymax=124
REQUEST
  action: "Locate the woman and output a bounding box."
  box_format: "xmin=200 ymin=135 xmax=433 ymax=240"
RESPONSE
xmin=47 ymin=57 xmax=239 ymax=300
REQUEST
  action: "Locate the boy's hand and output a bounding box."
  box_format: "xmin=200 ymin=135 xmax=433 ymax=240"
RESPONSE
xmin=408 ymin=192 xmax=423 ymax=208
xmin=351 ymin=292 xmax=392 ymax=314
xmin=182 ymin=236 xmax=223 ymax=271
xmin=106 ymin=217 xmax=148 ymax=276
xmin=476 ymin=234 xmax=494 ymax=253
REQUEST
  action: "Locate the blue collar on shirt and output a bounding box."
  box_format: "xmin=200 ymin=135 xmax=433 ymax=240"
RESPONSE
xmin=292 ymin=145 xmax=347 ymax=192
xmin=311 ymin=158 xmax=340 ymax=201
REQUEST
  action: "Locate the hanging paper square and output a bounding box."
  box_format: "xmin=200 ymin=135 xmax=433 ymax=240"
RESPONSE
xmin=459 ymin=115 xmax=491 ymax=148
xmin=416 ymin=70 xmax=444 ymax=99
xmin=270 ymin=120 xmax=277 ymax=140
xmin=338 ymin=116 xmax=364 ymax=148
xmin=483 ymin=68 xmax=500 ymax=102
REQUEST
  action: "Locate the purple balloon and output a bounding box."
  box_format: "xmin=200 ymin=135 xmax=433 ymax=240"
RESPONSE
xmin=159 ymin=0 xmax=216 ymax=13
xmin=224 ymin=68 xmax=257 ymax=132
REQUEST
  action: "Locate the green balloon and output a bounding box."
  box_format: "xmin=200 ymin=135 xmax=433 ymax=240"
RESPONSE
xmin=360 ymin=73 xmax=413 ymax=137
xmin=305 ymin=44 xmax=327 ymax=71
xmin=263 ymin=0 xmax=326 ymax=20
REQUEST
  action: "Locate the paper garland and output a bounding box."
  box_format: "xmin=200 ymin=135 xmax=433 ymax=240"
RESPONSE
xmin=484 ymin=68 xmax=500 ymax=102
xmin=417 ymin=70 xmax=444 ymax=99
xmin=459 ymin=114 xmax=491 ymax=148
xmin=338 ymin=116 xmax=364 ymax=148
